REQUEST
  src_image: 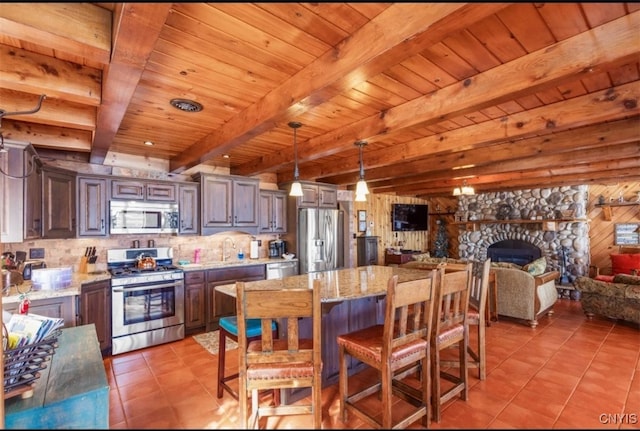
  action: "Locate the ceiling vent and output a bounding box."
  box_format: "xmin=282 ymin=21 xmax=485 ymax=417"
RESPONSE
xmin=169 ymin=98 xmax=203 ymax=112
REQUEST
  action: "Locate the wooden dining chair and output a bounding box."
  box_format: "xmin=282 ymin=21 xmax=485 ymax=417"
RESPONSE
xmin=337 ymin=272 xmax=436 ymax=429
xmin=236 ymin=279 xmax=322 ymax=429
xmin=441 ymin=258 xmax=491 ymax=381
xmin=431 ymin=263 xmax=472 ymax=423
xmin=216 ymin=315 xmax=278 ymax=402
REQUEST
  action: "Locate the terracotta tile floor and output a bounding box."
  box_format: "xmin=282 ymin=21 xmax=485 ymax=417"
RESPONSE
xmin=104 ymin=299 xmax=640 ymax=429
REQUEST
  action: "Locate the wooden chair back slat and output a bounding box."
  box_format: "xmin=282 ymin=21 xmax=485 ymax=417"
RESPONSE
xmin=236 ymin=279 xmax=323 ymax=428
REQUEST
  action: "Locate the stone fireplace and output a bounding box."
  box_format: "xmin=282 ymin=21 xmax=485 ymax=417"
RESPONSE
xmin=456 ymin=186 xmax=590 ymax=282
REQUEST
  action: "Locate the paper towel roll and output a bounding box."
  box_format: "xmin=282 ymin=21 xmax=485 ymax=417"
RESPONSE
xmin=250 ymin=240 xmax=259 ymax=259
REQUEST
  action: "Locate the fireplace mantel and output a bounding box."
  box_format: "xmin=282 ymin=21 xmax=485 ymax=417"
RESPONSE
xmin=453 ymin=218 xmax=588 ymax=231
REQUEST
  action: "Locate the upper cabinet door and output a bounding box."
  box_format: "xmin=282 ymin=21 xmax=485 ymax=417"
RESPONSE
xmin=201 ymin=175 xmax=233 ymax=227
xmin=78 ymin=176 xmax=108 ymax=237
xmin=232 ymin=179 xmax=259 ymax=227
xmin=42 ymin=168 xmax=76 ymax=239
xmin=179 ymin=183 xmax=199 ymax=235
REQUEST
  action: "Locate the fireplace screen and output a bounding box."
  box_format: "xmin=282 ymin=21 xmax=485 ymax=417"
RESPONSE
xmin=487 ymin=240 xmax=541 ymax=266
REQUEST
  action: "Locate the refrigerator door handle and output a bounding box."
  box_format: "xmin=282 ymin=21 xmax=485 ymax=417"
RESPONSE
xmin=324 ymin=211 xmax=334 ymax=269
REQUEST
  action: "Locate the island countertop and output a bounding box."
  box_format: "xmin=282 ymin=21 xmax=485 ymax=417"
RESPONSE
xmin=215 ymin=265 xmax=436 ymax=303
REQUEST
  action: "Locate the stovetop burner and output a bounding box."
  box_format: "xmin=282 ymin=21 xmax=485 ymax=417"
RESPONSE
xmin=108 ymin=264 xmax=181 ymax=278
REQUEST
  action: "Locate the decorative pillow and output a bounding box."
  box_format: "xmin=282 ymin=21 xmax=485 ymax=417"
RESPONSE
xmin=610 ymin=253 xmax=640 ymax=275
xmin=522 ymin=257 xmax=547 ymax=276
xmin=411 ymin=253 xmax=431 ymax=262
xmin=491 ymin=261 xmax=522 ymax=270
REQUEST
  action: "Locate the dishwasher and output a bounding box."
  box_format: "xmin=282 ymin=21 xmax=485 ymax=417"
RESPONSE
xmin=266 ymin=260 xmax=299 ymax=279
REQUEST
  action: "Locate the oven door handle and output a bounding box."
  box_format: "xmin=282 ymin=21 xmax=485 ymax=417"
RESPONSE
xmin=113 ymin=281 xmax=181 ymax=293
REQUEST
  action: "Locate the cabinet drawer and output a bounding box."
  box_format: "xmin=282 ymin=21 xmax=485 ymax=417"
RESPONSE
xmin=207 ymin=265 xmax=265 ymax=282
xmin=184 ymin=270 xmax=205 ymax=283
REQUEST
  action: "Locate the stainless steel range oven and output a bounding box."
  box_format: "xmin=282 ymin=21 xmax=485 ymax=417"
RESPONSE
xmin=107 ymin=247 xmax=185 ymax=355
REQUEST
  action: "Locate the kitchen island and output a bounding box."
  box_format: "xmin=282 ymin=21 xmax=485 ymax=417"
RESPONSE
xmin=4 ymin=324 xmax=109 ymax=429
xmin=215 ymin=265 xmax=436 ymax=396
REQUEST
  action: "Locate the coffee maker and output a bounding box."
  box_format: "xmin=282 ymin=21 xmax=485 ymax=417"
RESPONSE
xmin=268 ymin=240 xmax=286 ymax=258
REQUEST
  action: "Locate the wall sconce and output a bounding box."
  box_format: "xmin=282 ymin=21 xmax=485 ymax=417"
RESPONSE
xmin=289 ymin=121 xmax=303 ymax=197
xmin=354 ymin=140 xmax=369 ymax=202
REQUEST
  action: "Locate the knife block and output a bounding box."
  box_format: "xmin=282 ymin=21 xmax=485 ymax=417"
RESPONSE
xmin=79 ymin=256 xmax=88 ymax=274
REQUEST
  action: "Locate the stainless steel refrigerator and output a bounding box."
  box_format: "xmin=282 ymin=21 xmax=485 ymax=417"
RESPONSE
xmin=298 ymin=208 xmax=344 ymax=274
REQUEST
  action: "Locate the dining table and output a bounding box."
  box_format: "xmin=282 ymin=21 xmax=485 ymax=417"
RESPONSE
xmin=215 ymin=265 xmax=437 ymax=402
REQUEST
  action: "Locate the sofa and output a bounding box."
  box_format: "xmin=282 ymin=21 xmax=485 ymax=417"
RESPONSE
xmin=491 ymin=260 xmax=559 ymax=328
xmin=573 ymin=274 xmax=640 ymax=325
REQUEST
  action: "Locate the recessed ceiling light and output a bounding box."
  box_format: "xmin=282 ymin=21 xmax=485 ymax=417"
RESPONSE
xmin=144 ymin=141 xmax=154 ymax=146
xmin=170 ymin=98 xmax=203 ymax=112
xmin=223 ymin=154 xmax=230 ymax=159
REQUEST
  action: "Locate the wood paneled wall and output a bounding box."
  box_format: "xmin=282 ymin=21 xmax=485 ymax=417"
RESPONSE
xmin=586 ymin=182 xmax=640 ymax=273
xmin=351 ymin=193 xmax=459 ymax=265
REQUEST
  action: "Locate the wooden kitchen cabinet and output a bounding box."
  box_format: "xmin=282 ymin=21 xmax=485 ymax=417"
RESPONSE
xmin=78 ymin=279 xmax=111 ymax=355
xmin=3 ymin=296 xmax=76 ymax=328
xmin=110 ymin=179 xmax=177 ymax=202
xmin=258 ymin=189 xmax=287 ymax=234
xmin=42 ymin=167 xmax=76 ymax=239
xmin=294 ymin=181 xmax=338 ymax=208
xmin=283 ymin=295 xmax=383 ymax=404
xmin=356 ymin=236 xmax=379 ymax=266
xmin=184 ymin=270 xmax=206 ymax=334
xmin=205 ymin=264 xmax=266 ymax=331
xmin=23 ymin=147 xmax=43 ymax=240
xmin=77 ymin=176 xmax=108 ymax=237
xmin=195 ymin=173 xmax=259 ymax=235
xmin=178 ymin=183 xmax=199 ymax=235
xmin=1 ymin=142 xmax=42 ymax=242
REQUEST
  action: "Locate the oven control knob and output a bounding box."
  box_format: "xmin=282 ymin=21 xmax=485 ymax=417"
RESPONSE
xmin=164 ymin=273 xmax=174 ymax=281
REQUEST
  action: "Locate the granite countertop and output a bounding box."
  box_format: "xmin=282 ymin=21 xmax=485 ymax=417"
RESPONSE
xmin=177 ymin=257 xmax=298 ymax=271
xmin=2 ymin=271 xmax=111 ymax=304
xmin=2 ymin=258 xmax=299 ymax=304
xmin=215 ymin=265 xmax=436 ymax=303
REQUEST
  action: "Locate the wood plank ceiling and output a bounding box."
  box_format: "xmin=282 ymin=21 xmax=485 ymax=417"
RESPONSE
xmin=0 ymin=2 xmax=638 ymax=197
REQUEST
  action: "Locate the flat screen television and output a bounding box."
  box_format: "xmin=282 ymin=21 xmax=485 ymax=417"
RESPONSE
xmin=391 ymin=203 xmax=429 ymax=231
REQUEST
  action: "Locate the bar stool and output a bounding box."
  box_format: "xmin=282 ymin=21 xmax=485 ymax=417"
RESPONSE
xmin=216 ymin=316 xmax=278 ymax=402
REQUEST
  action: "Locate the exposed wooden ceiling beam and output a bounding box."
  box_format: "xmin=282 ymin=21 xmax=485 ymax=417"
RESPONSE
xmin=90 ymin=3 xmax=173 ymax=163
xmin=169 ymin=3 xmax=510 ymax=172
xmin=241 ymin=11 xmax=640 ymax=178
xmin=324 ymin=116 xmax=640 ymax=187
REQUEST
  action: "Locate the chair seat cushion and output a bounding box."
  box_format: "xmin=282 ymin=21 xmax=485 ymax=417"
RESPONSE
xmin=336 ymin=325 xmax=428 ymax=366
xmin=219 ymin=317 xmax=277 ymax=338
xmin=246 ymin=338 xmax=319 ymax=381
xmin=437 ymin=323 xmax=464 ymax=345
xmin=467 ymin=310 xmax=480 ymax=325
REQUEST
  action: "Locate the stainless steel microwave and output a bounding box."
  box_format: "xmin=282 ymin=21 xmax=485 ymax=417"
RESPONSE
xmin=109 ymin=201 xmax=179 ymax=234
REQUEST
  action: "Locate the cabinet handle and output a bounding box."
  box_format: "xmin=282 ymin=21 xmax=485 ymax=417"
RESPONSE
xmin=100 ymin=219 xmax=104 ymax=229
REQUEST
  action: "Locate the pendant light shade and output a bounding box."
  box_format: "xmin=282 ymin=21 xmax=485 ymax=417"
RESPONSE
xmin=453 ymin=180 xmax=475 ymax=196
xmin=354 ymin=140 xmax=369 ymax=201
xmin=288 ymin=121 xmax=303 ymax=197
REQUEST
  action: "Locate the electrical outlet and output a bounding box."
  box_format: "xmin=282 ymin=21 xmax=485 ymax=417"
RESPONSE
xmin=29 ymin=248 xmax=45 ymax=259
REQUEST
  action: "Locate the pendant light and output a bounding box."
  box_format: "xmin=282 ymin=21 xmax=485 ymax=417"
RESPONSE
xmin=289 ymin=121 xmax=303 ymax=197
xmin=453 ymin=180 xmax=475 ymax=196
xmin=354 ymin=140 xmax=369 ymax=202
